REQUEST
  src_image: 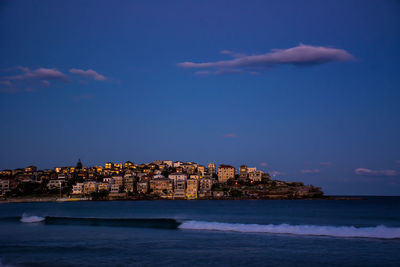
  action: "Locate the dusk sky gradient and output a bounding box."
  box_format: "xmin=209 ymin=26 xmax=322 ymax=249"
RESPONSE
xmin=1 ymin=0 xmax=400 ymax=195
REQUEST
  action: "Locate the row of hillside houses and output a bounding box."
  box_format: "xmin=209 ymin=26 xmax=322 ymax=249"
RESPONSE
xmin=0 ymin=160 xmax=269 ymax=197
xmin=71 ymin=173 xmax=217 ymax=199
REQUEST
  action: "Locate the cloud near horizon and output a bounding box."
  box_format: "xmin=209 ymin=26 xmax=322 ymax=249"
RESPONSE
xmin=69 ymin=68 xmax=106 ymax=81
xmin=1 ymin=66 xmax=107 ymax=93
xmin=354 ymin=168 xmax=399 ymax=177
xmin=177 ymin=44 xmax=355 ymax=75
xmin=6 ymin=67 xmax=69 ymax=82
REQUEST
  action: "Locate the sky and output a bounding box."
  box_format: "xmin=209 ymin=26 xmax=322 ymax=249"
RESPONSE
xmin=0 ymin=0 xmax=400 ymax=195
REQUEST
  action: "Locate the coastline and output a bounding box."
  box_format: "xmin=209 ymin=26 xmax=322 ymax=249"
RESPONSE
xmin=0 ymin=195 xmax=365 ymax=204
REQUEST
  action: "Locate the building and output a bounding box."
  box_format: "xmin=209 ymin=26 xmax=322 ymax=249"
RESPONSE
xmin=112 ymin=176 xmax=124 ymax=187
xmin=105 ymin=162 xmax=113 ymax=169
xmin=124 ymin=175 xmax=135 ymax=192
xmin=103 ymin=177 xmax=115 ymax=184
xmin=186 ymin=179 xmax=198 ymax=199
xmin=152 ymin=160 xmax=163 ymax=166
xmin=249 ymin=170 xmax=263 ymax=182
xmin=25 ymin=166 xmax=37 ymax=173
xmin=197 ymin=165 xmax=205 ymax=176
xmin=218 ymin=165 xmax=236 ymax=183
xmin=163 ymin=160 xmax=173 ymax=167
xmin=47 ymin=180 xmax=63 ymax=190
xmin=124 ymin=161 xmax=134 ymax=168
xmin=247 ymin=167 xmax=257 ymax=173
xmin=110 ymin=184 xmax=120 ymax=194
xmin=239 ymin=165 xmax=248 ymax=181
xmin=189 ymin=174 xmax=201 ymax=180
xmin=83 ymin=181 xmax=98 ymax=194
xmin=149 ymin=178 xmax=173 ymax=198
xmin=173 ymin=161 xmax=184 ymax=168
xmin=114 ymin=163 xmax=123 ymax=169
xmin=182 ymin=164 xmax=196 ymax=175
xmin=208 ymin=163 xmax=216 ymax=175
xmin=72 ymin=183 xmax=84 ymax=195
xmin=136 ymin=181 xmax=148 ymax=194
xmin=0 ymin=179 xmax=10 ymax=196
xmin=98 ymin=182 xmax=111 ymax=191
xmin=57 ymin=174 xmax=67 ymax=180
xmin=168 ymin=173 xmax=187 ymax=186
xmin=173 ymin=175 xmax=187 ymax=199
xmin=199 ymin=177 xmax=214 ymax=197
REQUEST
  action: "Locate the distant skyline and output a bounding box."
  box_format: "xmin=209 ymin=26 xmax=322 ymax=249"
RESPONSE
xmin=1 ymin=0 xmax=399 ymax=195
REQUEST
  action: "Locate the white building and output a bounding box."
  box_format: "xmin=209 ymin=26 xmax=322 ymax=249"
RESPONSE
xmin=110 ymin=184 xmax=120 ymax=194
xmin=163 ymin=160 xmax=173 ymax=167
xmin=72 ymin=183 xmax=84 ymax=194
xmin=168 ymin=173 xmax=187 ymax=186
xmin=47 ymin=180 xmax=63 ymax=190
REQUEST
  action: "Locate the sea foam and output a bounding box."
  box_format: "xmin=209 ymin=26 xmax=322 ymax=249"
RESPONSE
xmin=179 ymin=221 xmax=400 ymax=239
xmin=20 ymin=214 xmax=45 ymax=223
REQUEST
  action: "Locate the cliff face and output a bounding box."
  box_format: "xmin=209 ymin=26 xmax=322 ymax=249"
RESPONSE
xmin=217 ymin=180 xmax=324 ymax=200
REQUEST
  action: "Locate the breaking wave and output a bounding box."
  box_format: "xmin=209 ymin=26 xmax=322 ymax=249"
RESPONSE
xmin=178 ymin=221 xmax=400 ymax=239
xmin=9 ymin=215 xmax=400 ymax=239
xmin=20 ymin=214 xmax=45 ymax=223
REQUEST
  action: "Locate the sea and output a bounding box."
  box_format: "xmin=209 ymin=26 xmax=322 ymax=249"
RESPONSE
xmin=0 ymin=197 xmax=400 ymax=267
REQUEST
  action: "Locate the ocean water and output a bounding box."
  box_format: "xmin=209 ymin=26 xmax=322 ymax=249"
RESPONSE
xmin=0 ymin=197 xmax=400 ymax=266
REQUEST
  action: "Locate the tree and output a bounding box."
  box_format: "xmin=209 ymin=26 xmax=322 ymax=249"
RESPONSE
xmin=76 ymin=159 xmax=83 ymax=170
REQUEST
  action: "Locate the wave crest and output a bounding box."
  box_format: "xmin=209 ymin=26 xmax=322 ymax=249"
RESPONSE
xmin=179 ymin=221 xmax=400 ymax=239
xmin=20 ymin=214 xmax=45 ymax=223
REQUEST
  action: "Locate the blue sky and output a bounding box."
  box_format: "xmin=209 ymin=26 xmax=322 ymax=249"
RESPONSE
xmin=1 ymin=0 xmax=400 ymax=195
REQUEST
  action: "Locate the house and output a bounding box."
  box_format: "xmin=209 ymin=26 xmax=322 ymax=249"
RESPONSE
xmin=207 ymin=163 xmax=216 ymax=175
xmin=83 ymin=181 xmax=98 ymax=194
xmin=112 ymin=176 xmax=124 ymax=187
xmin=187 ymin=165 xmax=196 ymax=175
xmin=72 ymin=183 xmax=84 ymax=195
xmin=149 ymin=178 xmax=173 ymax=198
xmin=0 ymin=179 xmax=10 ymax=196
xmin=239 ymin=165 xmax=248 ymax=181
xmin=25 ymin=166 xmax=37 ymax=173
xmin=98 ymin=182 xmax=111 ymax=191
xmin=114 ymin=163 xmax=123 ymax=169
xmin=199 ymin=178 xmax=214 ymax=197
xmin=163 ymin=160 xmax=173 ymax=167
xmin=173 ymin=175 xmax=186 ymax=199
xmin=173 ymin=161 xmax=184 ymax=168
xmin=110 ymin=184 xmax=120 ymax=194
xmin=123 ymin=175 xmax=136 ymax=192
xmin=103 ymin=177 xmax=115 ymax=184
xmin=57 ymin=174 xmax=67 ymax=180
xmin=105 ymin=162 xmax=113 ymax=169
xmin=186 ymin=179 xmax=198 ymax=199
xmin=136 ymin=181 xmax=148 ymax=194
xmin=124 ymin=161 xmax=134 ymax=168
xmin=168 ymin=173 xmax=187 ymax=186
xmin=47 ymin=179 xmax=63 ymax=190
xmin=249 ymin=170 xmax=263 ymax=182
xmin=197 ymin=165 xmax=205 ymax=176
xmin=189 ymin=174 xmax=201 ymax=180
xmin=218 ymin=165 xmax=236 ymax=183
